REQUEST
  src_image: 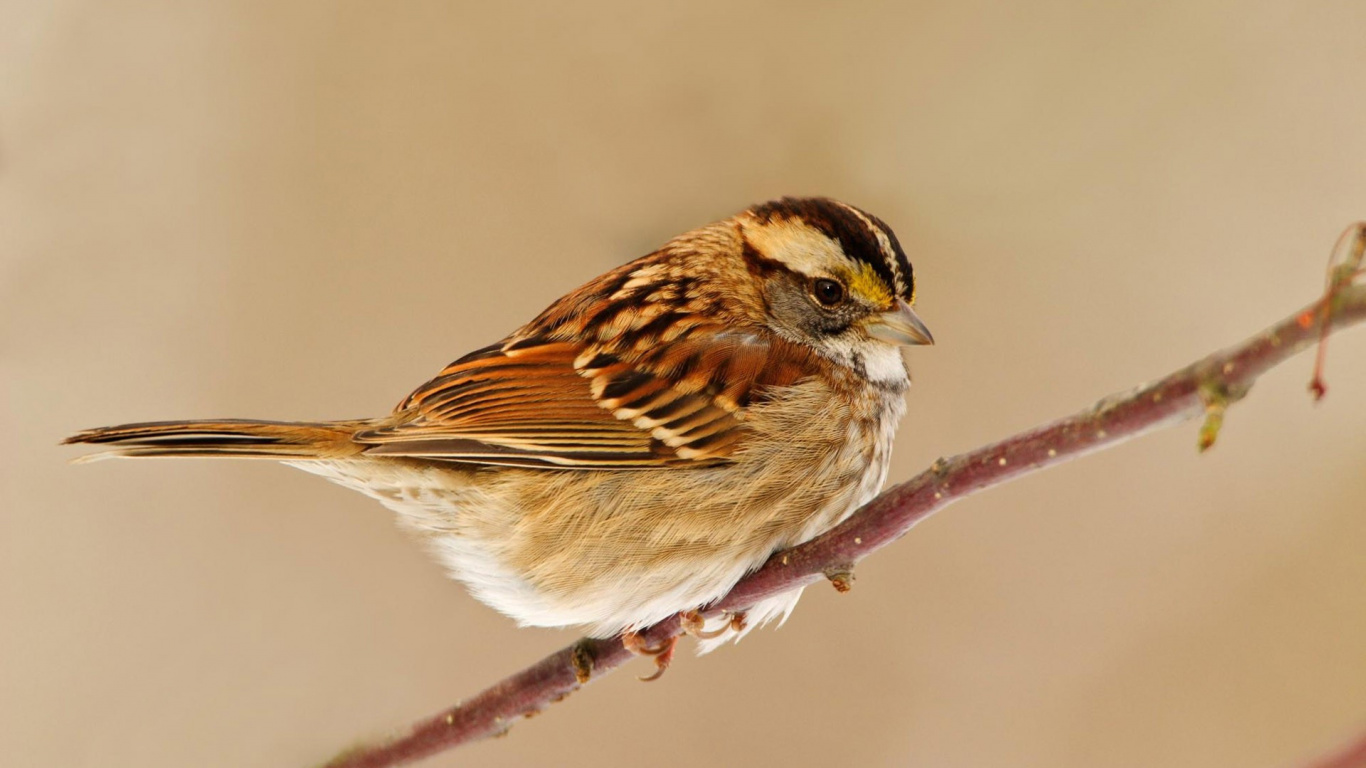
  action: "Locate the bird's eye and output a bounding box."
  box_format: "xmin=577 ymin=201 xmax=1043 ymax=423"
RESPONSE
xmin=811 ymin=278 xmax=846 ymax=307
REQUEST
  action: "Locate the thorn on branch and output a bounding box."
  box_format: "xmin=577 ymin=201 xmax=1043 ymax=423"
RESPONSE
xmin=1309 ymin=222 xmax=1366 ymax=401
xmin=824 ymin=565 xmax=856 ymax=593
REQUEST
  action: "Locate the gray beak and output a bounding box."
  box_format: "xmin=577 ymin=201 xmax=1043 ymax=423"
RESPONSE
xmin=867 ymin=299 xmax=934 ymax=346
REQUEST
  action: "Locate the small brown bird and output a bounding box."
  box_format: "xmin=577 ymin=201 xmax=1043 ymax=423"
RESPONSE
xmin=65 ymin=197 xmax=933 ymax=676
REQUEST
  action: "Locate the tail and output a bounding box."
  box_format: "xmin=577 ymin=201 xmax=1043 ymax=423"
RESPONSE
xmin=63 ymin=419 xmax=369 ymax=462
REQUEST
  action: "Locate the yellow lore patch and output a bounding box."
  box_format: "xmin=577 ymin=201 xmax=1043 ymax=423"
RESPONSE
xmin=845 ymin=261 xmax=894 ymax=309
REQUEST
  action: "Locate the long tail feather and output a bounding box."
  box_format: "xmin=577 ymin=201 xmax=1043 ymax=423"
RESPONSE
xmin=62 ymin=419 xmax=368 ymax=462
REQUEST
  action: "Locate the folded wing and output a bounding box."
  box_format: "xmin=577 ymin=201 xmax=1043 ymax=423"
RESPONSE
xmin=355 ymin=330 xmax=819 ymax=469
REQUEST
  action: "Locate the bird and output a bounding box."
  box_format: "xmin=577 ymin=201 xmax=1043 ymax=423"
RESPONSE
xmin=64 ymin=196 xmax=933 ymax=678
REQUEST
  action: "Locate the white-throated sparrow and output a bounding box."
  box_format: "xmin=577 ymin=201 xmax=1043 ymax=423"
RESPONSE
xmin=66 ymin=197 xmax=933 ymax=675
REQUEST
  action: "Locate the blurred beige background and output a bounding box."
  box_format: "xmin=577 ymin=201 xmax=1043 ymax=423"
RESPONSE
xmin=4 ymin=2 xmax=1366 ymax=767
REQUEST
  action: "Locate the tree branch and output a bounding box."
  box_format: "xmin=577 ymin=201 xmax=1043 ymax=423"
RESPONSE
xmin=1301 ymin=727 xmax=1366 ymax=768
xmin=324 ymin=236 xmax=1366 ymax=768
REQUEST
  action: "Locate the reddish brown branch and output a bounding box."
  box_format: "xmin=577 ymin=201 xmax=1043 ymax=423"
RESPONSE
xmin=324 ymin=277 xmax=1366 ymax=768
xmin=1301 ymin=727 xmax=1366 ymax=768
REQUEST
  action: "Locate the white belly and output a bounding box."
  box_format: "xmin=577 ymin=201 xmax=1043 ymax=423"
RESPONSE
xmin=287 ymin=377 xmax=906 ymax=651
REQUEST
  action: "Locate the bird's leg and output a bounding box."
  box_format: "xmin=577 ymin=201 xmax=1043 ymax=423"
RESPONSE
xmin=622 ymin=631 xmax=677 ymax=682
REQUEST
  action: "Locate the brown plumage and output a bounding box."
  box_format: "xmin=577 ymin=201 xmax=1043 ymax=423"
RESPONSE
xmin=65 ymin=419 xmax=366 ymax=460
xmin=65 ymin=196 xmax=933 ymax=670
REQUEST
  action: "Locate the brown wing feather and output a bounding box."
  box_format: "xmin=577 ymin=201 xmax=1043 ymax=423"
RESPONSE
xmin=357 ymin=235 xmax=825 ymax=469
xmin=354 ymin=329 xmax=821 ymax=469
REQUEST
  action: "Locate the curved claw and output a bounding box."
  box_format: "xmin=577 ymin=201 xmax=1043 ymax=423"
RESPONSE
xmin=681 ymin=610 xmax=731 ymax=640
xmin=622 ymin=631 xmax=677 ymax=682
xmin=728 ymin=611 xmax=748 ymax=634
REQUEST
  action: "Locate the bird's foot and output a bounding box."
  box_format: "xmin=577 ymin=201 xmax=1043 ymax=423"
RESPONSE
xmin=680 ymin=609 xmax=749 ymax=640
xmin=622 ymin=631 xmax=677 ymax=682
xmin=728 ymin=611 xmax=748 ymax=634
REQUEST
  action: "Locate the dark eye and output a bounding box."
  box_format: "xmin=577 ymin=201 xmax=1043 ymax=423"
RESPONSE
xmin=811 ymin=278 xmax=846 ymax=307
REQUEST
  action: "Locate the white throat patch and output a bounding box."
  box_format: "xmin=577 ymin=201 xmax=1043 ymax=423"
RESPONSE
xmin=858 ymin=343 xmax=909 ymax=384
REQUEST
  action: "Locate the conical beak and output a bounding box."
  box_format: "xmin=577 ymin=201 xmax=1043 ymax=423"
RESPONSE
xmin=867 ymin=299 xmax=934 ymax=346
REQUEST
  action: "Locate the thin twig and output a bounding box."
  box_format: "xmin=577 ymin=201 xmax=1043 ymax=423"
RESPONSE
xmin=324 ymin=272 xmax=1366 ymax=768
xmin=1310 ymin=221 xmax=1366 ymax=399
